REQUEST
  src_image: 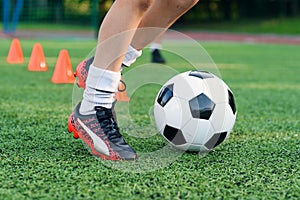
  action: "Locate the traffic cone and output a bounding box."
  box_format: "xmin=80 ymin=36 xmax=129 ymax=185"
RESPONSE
xmin=115 ymin=77 xmax=130 ymax=102
xmin=7 ymin=38 xmax=24 ymax=64
xmin=51 ymin=50 xmax=75 ymax=84
xmin=28 ymin=43 xmax=48 ymax=71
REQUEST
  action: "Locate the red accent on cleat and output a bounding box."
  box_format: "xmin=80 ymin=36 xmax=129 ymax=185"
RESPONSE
xmin=74 ymin=127 xmax=120 ymax=161
xmin=68 ymin=112 xmax=79 ymax=139
xmin=74 ymin=58 xmax=91 ymax=89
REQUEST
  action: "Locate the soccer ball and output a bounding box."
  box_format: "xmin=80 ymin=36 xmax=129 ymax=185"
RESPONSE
xmin=154 ymin=70 xmax=237 ymax=152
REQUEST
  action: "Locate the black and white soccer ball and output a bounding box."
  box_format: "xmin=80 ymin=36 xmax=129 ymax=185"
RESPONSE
xmin=154 ymin=70 xmax=237 ymax=152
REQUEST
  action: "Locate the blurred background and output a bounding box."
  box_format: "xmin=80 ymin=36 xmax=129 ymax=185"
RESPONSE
xmin=1 ymin=0 xmax=300 ymax=36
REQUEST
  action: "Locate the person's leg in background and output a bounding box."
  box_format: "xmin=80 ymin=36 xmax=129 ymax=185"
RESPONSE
xmin=10 ymin=0 xmax=24 ymax=33
xmin=150 ymin=34 xmax=166 ymax=63
xmin=2 ymin=0 xmax=10 ymax=34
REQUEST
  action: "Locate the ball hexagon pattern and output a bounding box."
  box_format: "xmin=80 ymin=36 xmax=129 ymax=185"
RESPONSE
xmin=154 ymin=70 xmax=237 ymax=152
xmin=189 ymin=93 xmax=215 ymax=120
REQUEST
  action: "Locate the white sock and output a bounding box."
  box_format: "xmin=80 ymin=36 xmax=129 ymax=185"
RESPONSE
xmin=80 ymin=65 xmax=121 ymax=115
xmin=122 ymin=45 xmax=142 ymax=67
xmin=150 ymin=43 xmax=162 ymax=52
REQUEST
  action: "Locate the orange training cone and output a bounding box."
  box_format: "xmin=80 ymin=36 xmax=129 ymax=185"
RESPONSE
xmin=7 ymin=38 xmax=24 ymax=64
xmin=28 ymin=43 xmax=48 ymax=71
xmin=115 ymin=77 xmax=130 ymax=102
xmin=51 ymin=50 xmax=75 ymax=84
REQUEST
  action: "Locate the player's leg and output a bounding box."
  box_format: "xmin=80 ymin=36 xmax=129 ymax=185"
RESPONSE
xmin=74 ymin=0 xmax=199 ymax=87
xmin=121 ymin=0 xmax=199 ymax=66
xmin=82 ymin=0 xmax=153 ymax=111
xmin=69 ymin=0 xmax=154 ymax=161
xmin=92 ymin=0 xmax=153 ymax=72
xmin=92 ymin=0 xmax=199 ymax=69
xmin=132 ymin=0 xmax=199 ymax=50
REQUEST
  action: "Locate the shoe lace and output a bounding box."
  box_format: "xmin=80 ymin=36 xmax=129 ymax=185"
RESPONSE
xmin=95 ymin=107 xmax=122 ymax=142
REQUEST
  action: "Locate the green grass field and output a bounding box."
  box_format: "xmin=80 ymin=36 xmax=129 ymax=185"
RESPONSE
xmin=0 ymin=38 xmax=299 ymax=199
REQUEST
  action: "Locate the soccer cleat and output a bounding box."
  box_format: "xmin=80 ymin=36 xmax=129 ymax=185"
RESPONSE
xmin=68 ymin=102 xmax=137 ymax=161
xmin=151 ymin=49 xmax=166 ymax=64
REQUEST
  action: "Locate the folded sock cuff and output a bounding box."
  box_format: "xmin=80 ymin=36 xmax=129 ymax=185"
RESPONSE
xmin=86 ymin=65 xmax=121 ymax=93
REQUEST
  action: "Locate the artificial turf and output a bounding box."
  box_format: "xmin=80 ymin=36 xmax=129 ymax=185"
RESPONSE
xmin=0 ymin=38 xmax=299 ymax=199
